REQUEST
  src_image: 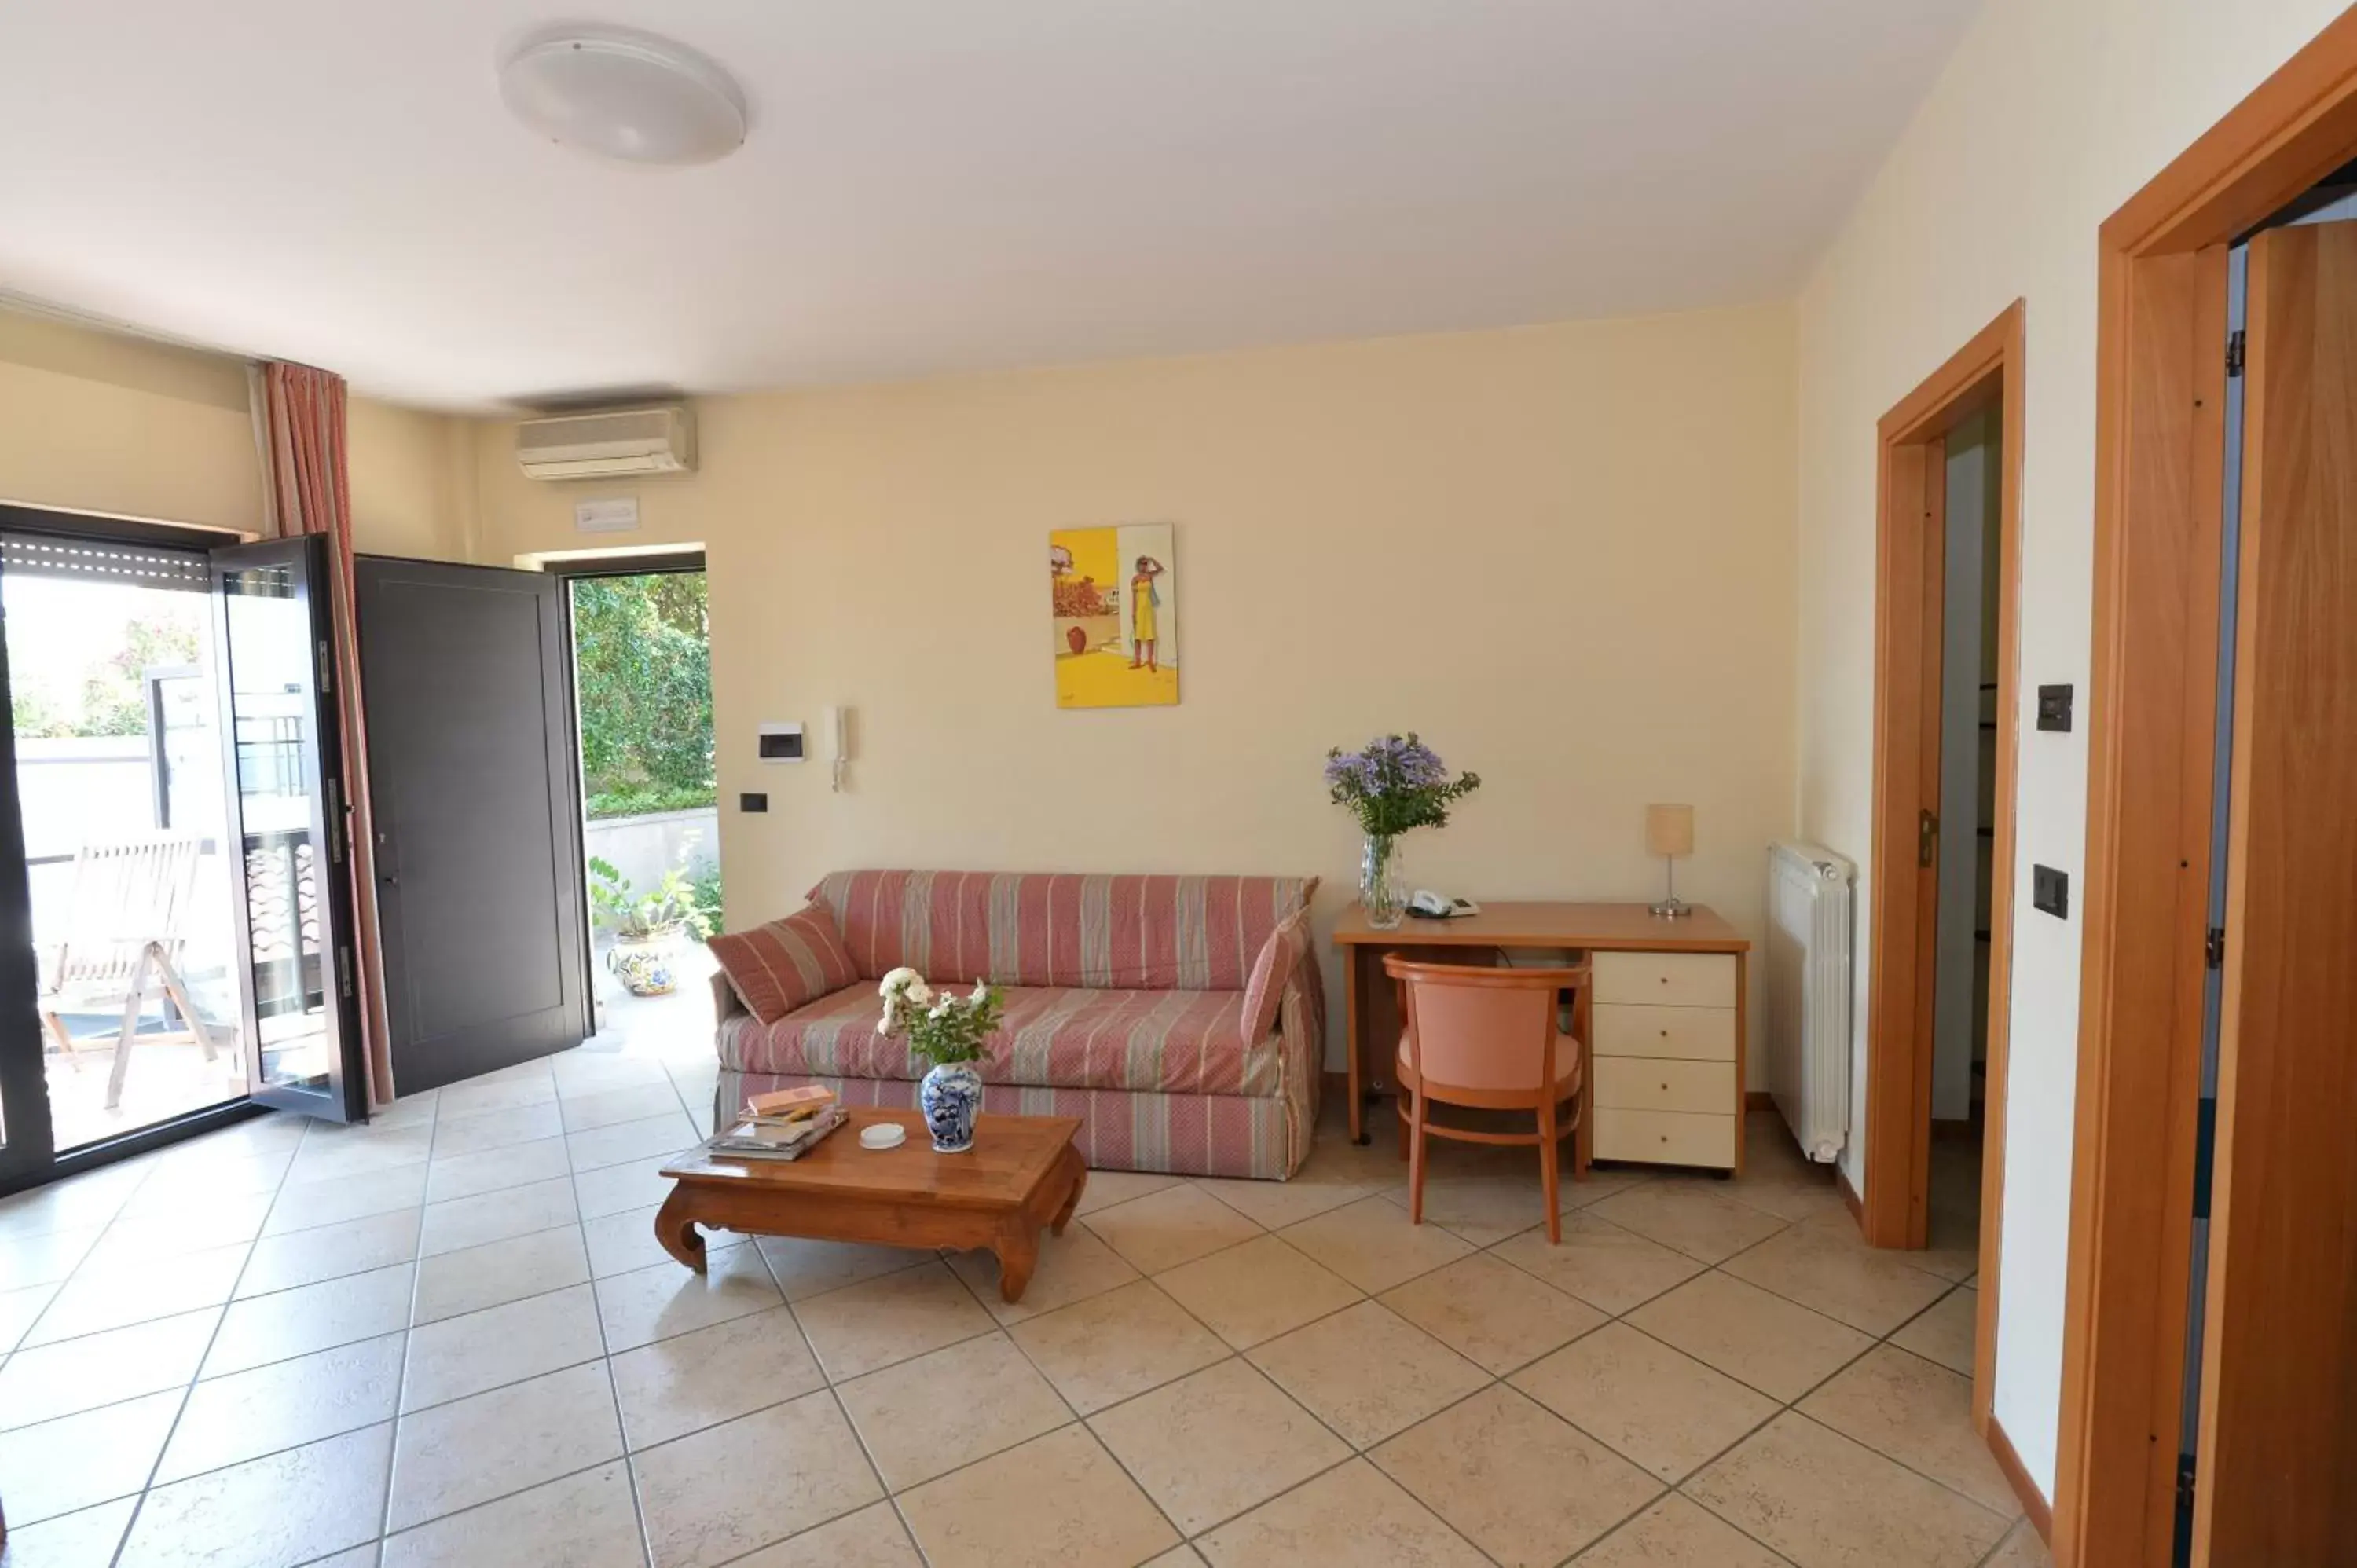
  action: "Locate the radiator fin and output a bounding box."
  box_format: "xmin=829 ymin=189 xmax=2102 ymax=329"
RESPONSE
xmin=1765 ymin=840 xmax=1856 ymax=1163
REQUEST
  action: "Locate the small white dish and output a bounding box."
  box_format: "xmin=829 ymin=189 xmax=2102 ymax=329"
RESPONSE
xmin=860 ymin=1123 xmax=907 ymax=1150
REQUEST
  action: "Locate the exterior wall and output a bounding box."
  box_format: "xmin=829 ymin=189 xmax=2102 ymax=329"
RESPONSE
xmin=583 ymin=807 xmax=720 ymax=900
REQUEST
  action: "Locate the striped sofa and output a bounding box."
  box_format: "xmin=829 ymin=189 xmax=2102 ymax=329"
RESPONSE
xmin=709 ymin=870 xmax=1324 ymax=1179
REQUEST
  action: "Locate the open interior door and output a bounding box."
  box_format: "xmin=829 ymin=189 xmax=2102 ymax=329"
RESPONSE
xmin=211 ymin=534 xmax=367 ymax=1121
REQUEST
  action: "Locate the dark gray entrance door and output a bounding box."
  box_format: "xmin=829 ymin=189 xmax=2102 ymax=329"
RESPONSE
xmin=355 ymin=559 xmax=588 ymax=1094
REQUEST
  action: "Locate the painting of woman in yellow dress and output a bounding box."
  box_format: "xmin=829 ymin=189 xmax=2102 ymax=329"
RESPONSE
xmin=1049 ymin=523 xmax=1178 ymax=708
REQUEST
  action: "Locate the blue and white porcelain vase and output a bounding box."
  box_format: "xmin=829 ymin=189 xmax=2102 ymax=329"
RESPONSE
xmin=918 ymin=1061 xmax=982 ymax=1153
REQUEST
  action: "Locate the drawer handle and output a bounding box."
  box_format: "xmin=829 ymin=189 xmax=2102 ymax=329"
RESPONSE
xmin=1659 ymin=976 xmax=1669 ymax=985
xmin=1659 ymin=1028 xmax=1669 ymax=1039
xmin=1659 ymin=1134 xmax=1670 ymax=1144
xmin=1661 ymin=1083 xmax=1670 ymax=1091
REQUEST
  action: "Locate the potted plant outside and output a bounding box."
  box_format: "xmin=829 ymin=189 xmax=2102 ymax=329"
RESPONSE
xmin=588 ymin=857 xmax=715 ymax=996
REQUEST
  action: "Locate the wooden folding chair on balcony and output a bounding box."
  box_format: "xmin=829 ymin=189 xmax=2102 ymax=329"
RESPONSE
xmin=38 ymin=832 xmax=214 ymax=1110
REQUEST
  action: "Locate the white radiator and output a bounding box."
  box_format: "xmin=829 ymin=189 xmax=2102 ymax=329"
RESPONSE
xmin=1765 ymin=840 xmax=1856 ymax=1163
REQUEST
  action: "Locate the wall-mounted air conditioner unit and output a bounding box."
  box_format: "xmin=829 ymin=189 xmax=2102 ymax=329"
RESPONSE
xmin=515 ymin=405 xmax=695 ymax=480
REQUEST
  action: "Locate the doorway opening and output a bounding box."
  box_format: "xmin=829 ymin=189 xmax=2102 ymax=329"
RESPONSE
xmin=559 ymin=552 xmax=720 ymax=1051
xmin=1862 ymin=302 xmax=2026 ymax=1461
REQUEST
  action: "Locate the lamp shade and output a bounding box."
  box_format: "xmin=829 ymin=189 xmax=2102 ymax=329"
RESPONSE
xmin=1645 ymin=804 xmax=1695 ymax=859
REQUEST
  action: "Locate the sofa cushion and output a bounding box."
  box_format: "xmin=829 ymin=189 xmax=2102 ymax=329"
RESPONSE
xmin=808 ymin=870 xmax=1316 ymax=991
xmin=706 ymin=904 xmax=858 ymax=1024
xmin=717 ymin=982 xmax=1282 ymax=1097
xmin=1238 ymin=908 xmax=1311 ymax=1048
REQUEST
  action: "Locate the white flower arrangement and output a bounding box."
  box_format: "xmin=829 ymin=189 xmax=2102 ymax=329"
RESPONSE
xmin=878 ymin=968 xmax=1003 ymax=1066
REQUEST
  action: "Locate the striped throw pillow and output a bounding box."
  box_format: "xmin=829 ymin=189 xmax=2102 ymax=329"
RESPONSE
xmin=708 ymin=905 xmax=859 ymax=1024
xmin=1238 ymin=908 xmax=1311 ymax=1048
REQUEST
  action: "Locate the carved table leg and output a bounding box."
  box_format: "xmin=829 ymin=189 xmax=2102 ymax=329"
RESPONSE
xmin=1050 ymin=1146 xmax=1087 ymax=1236
xmin=654 ymin=1185 xmax=708 ymax=1273
xmin=993 ymin=1223 xmax=1041 ymax=1303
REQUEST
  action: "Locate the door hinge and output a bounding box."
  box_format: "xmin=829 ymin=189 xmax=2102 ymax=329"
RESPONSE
xmin=2176 ymin=1453 xmax=2198 ymax=1511
xmin=1918 ymin=808 xmax=1940 ymax=868
xmin=2205 ymin=925 xmax=2227 ymax=969
xmin=324 ymin=778 xmax=343 ymax=863
xmin=317 ymin=637 xmax=333 ymax=695
xmin=2226 ymin=329 xmax=2245 ymax=379
xmin=336 ymin=943 xmax=354 ymax=1000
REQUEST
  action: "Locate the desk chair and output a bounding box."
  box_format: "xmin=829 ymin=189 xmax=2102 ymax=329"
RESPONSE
xmin=1384 ymin=954 xmax=1589 ymax=1244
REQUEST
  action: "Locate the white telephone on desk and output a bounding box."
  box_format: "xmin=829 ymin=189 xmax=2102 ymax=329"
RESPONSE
xmin=1406 ymin=890 xmax=1480 ymax=919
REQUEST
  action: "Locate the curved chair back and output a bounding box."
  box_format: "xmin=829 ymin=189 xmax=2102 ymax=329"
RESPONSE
xmin=1384 ymin=955 xmax=1585 ymax=1095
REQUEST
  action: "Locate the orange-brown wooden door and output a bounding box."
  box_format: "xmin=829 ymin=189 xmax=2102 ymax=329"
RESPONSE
xmin=2192 ymin=218 xmax=2357 ymax=1565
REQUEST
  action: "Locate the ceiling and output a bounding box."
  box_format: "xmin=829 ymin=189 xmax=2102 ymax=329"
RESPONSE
xmin=0 ymin=2 xmax=1981 ymax=409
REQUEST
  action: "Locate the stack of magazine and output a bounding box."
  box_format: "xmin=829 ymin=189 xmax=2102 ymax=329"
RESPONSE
xmin=706 ymin=1088 xmax=848 ymax=1163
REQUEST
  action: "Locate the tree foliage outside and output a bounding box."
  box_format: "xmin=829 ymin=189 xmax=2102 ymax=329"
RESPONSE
xmin=9 ymin=612 xmax=201 ymax=738
xmin=570 ymin=573 xmax=715 ymax=820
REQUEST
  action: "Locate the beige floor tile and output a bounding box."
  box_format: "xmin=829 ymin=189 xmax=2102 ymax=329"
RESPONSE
xmin=118 ymin=1421 xmax=393 ymax=1568
xmin=1248 ymin=1299 xmax=1489 ymax=1449
xmin=1090 ymin=1358 xmax=1350 ymax=1533
xmin=437 ymin=1070 xmax=559 ymax=1119
xmin=21 ymin=1238 xmax=247 ymax=1347
xmin=792 ymin=1259 xmax=997 ymax=1379
xmin=1072 ymin=1167 xmax=1185 ymax=1215
xmin=727 ymin=1500 xmax=923 ymax=1567
xmin=560 ymin=1081 xmax=689 ymax=1133
xmin=428 ymin=1098 xmax=563 ymax=1157
xmin=1490 ymin=1211 xmax=1704 ymax=1314
xmin=633 ymin=1390 xmax=885 ymax=1568
xmin=419 ymin=1174 xmax=579 ymax=1257
xmin=555 ymin=1051 xmax=676 ymax=1096
xmin=0 ymin=1224 xmax=99 ymax=1291
xmin=1008 ymin=1279 xmax=1230 ymax=1414
xmin=239 ymin=1207 xmax=423 ymax=1298
xmin=287 ymin=1125 xmax=435 ymax=1185
xmin=897 ymin=1424 xmax=1178 ymax=1568
xmin=1721 ymin=1151 xmax=1849 ymax=1224
xmin=382 ymin=1459 xmax=647 ymax=1567
xmin=566 ymin=1111 xmax=701 ymax=1174
xmin=1625 ymin=1272 xmax=1872 ymax=1403
xmin=1373 ymin=1383 xmax=1662 ymax=1566
xmin=401 ymin=1280 xmax=607 ymax=1411
xmin=1798 ymin=1346 xmax=2019 ymax=1515
xmin=1277 ymin=1192 xmax=1474 ymax=1292
xmin=87 ymin=1189 xmax=273 ymax=1265
xmin=574 ymin=1153 xmax=684 ymax=1220
xmin=1154 ymin=1234 xmax=1362 ymax=1349
xmin=305 ymin=1548 xmax=382 ymax=1568
xmin=585 ymin=1203 xmax=678 ymax=1279
xmin=412 ymin=1222 xmax=590 ymax=1324
xmin=755 ymin=1235 xmax=933 ymax=1301
xmin=1084 ymin=1182 xmax=1263 ymax=1274
xmin=387 ymin=1360 xmax=623 ymax=1531
xmin=596 ymin=1239 xmax=783 ymax=1351
xmin=838 ymin=1332 xmax=1073 ymax=1489
xmin=424 ymin=1135 xmax=573 ymax=1204
xmin=159 ymin=1332 xmax=405 ymax=1483
xmin=1722 ymin=1215 xmax=1955 ymax=1335
xmin=1195 ymin=1172 xmax=1390 ymax=1230
xmin=1574 ymin=1493 xmax=1793 ymax=1566
xmin=0 ymin=1281 xmax=57 ymax=1356
xmin=1891 ymin=1284 xmax=1979 ymax=1376
xmin=1510 ymin=1321 xmax=1777 ymax=1482
xmin=262 ymin=1163 xmax=429 ymax=1236
xmin=1585 ymin=1181 xmax=1791 ymax=1263
xmin=1380 ymin=1252 xmax=1604 ymax=1375
xmin=945 ymin=1222 xmax=1139 ymax=1324
xmin=1197 ymin=1456 xmax=1488 ymax=1568
xmin=0 ymin=1389 xmax=180 ymax=1526
xmin=1145 ymin=1550 xmax=1207 ymax=1567
xmin=1383 ymin=1170 xmax=1559 ymax=1247
xmin=0 ymin=1307 xmax=218 ymax=1431
xmin=1686 ymin=1413 xmax=2009 ymax=1568
xmin=1984 ymin=1518 xmax=2057 ymax=1567
xmin=610 ymin=1303 xmax=824 ymax=1450
xmin=0 ymin=1496 xmax=135 ymax=1567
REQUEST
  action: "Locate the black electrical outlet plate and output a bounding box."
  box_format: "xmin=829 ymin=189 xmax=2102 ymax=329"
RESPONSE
xmin=739 ymin=793 xmax=768 ymax=813
xmin=2033 ymin=863 xmax=2069 ymax=918
xmin=2037 ymin=683 xmax=2073 ymax=732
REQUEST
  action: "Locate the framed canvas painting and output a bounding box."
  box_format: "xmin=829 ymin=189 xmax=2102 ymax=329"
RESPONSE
xmin=1050 ymin=523 xmax=1177 ymax=709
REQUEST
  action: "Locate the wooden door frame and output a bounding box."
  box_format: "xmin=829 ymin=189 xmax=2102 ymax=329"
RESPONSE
xmin=1864 ymin=303 xmax=2026 ymax=1440
xmin=2055 ymin=13 xmax=2357 ymax=1566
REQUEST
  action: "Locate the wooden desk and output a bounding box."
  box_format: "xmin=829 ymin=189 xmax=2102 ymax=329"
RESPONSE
xmin=1332 ymin=902 xmax=1751 ymax=1172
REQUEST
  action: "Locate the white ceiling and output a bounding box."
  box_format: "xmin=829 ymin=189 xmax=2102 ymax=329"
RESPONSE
xmin=0 ymin=2 xmax=1981 ymax=409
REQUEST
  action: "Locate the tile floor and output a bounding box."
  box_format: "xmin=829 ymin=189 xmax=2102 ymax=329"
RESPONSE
xmin=0 ymin=1035 xmax=2051 ymax=1568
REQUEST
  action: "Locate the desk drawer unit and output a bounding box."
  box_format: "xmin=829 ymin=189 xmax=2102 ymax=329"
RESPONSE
xmin=1586 ymin=950 xmax=1741 ymax=1171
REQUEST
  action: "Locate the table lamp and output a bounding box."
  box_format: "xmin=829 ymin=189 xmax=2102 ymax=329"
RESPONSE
xmin=1646 ymin=804 xmax=1694 ymax=919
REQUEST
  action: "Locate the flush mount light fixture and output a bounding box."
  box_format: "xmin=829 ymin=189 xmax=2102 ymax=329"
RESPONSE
xmin=499 ymin=24 xmax=747 ymax=166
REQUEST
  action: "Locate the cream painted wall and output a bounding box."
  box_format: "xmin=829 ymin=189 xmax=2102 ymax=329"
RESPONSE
xmin=1794 ymin=0 xmax=2348 ymax=1499
xmin=475 ymin=306 xmax=1800 ymax=1074
xmin=346 ymin=396 xmax=478 ymax=562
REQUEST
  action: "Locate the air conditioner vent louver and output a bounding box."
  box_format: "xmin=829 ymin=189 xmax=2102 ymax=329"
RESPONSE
xmin=515 ymin=405 xmax=695 ymax=480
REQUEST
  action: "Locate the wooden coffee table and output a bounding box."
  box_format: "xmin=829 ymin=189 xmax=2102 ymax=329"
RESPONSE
xmin=655 ymin=1108 xmax=1088 ymax=1303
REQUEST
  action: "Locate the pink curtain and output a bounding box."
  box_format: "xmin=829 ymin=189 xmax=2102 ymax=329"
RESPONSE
xmin=257 ymin=361 xmax=394 ymax=1108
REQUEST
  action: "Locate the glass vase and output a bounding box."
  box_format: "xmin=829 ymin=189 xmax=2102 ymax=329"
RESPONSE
xmin=1361 ymin=833 xmax=1406 ymax=929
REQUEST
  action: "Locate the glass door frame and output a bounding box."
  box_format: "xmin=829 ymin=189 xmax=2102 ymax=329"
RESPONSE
xmin=0 ymin=505 xmax=270 ymax=1196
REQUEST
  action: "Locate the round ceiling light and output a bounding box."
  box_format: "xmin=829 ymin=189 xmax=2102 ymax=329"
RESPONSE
xmin=499 ymin=25 xmax=747 ymax=166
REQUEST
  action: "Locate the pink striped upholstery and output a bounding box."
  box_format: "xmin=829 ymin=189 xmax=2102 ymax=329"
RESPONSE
xmin=706 ymin=904 xmax=857 ymax=1024
xmin=713 ymin=868 xmax=1324 ymax=1178
xmin=808 ymin=870 xmax=1314 ymax=991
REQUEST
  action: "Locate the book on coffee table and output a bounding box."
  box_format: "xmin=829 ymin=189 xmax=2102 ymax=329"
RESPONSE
xmin=706 ymin=1105 xmax=847 ymax=1163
